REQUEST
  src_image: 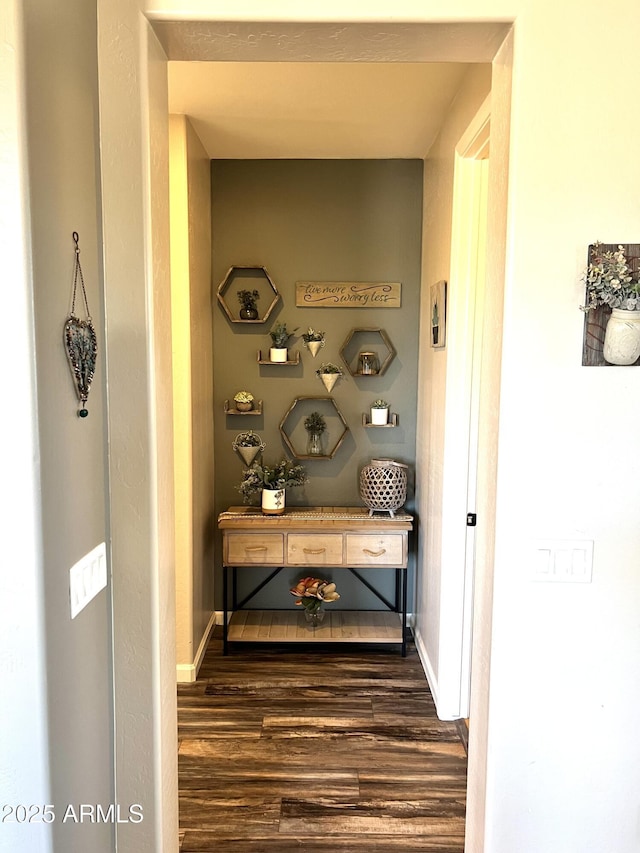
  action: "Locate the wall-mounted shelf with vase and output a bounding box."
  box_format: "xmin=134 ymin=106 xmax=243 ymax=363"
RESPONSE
xmin=224 ymin=400 xmax=263 ymax=415
xmin=279 ymin=396 xmax=349 ymax=460
xmin=217 ymin=265 xmax=280 ymax=324
xmin=339 ymin=327 xmax=396 ymax=376
xmin=257 ymin=350 xmax=300 ymax=366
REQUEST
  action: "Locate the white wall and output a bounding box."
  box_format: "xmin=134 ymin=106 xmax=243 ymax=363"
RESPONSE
xmin=415 ymin=63 xmax=492 ymax=715
xmin=170 ymin=114 xmax=215 ymax=681
xmin=94 ymin=1 xmax=640 ymax=851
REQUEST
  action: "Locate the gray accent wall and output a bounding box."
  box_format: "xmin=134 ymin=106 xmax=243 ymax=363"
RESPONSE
xmin=211 ymin=159 xmax=423 ymax=610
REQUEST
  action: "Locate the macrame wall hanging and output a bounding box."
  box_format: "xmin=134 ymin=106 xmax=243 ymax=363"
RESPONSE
xmin=64 ymin=232 xmax=97 ymax=417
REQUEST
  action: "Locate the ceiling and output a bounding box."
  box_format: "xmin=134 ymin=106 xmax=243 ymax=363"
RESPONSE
xmin=158 ymin=20 xmax=507 ymax=159
xmin=168 ymin=61 xmax=475 ymax=159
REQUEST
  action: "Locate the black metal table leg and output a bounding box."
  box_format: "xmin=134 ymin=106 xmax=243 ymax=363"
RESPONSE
xmin=401 ymin=567 xmax=407 ymax=657
xmin=223 ymin=565 xmax=229 ymax=655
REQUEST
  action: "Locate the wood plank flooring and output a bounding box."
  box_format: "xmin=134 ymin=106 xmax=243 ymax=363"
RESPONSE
xmin=178 ymin=628 xmax=467 ymax=852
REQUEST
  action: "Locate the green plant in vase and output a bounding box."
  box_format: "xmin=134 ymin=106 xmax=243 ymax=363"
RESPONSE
xmin=237 ymin=289 xmax=259 ymax=320
xmin=304 ymin=410 xmax=326 ymax=456
xmin=237 ymin=458 xmax=307 ymax=515
xmin=302 ymin=327 xmax=325 ymax=357
xmin=315 ymin=361 xmax=343 ymax=392
xmin=268 ymin=322 xmax=297 ymax=362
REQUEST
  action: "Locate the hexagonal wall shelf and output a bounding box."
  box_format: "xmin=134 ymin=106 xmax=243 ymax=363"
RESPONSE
xmin=339 ymin=327 xmax=396 ymax=376
xmin=279 ymin=396 xmax=349 ymax=460
xmin=217 ymin=265 xmax=281 ymax=324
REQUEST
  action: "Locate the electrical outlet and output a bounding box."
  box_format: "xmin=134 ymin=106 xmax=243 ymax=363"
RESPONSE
xmin=69 ymin=542 xmax=107 ymax=618
xmin=531 ymin=539 xmax=593 ymax=583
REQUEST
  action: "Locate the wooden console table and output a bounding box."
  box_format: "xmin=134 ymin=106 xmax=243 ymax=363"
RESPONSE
xmin=218 ymin=506 xmax=413 ymax=656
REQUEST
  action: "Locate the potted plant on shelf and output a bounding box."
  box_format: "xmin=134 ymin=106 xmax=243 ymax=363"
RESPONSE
xmin=315 ymin=361 xmax=343 ymax=393
xmin=370 ymin=399 xmax=390 ymax=425
xmin=237 ymin=458 xmax=308 ymax=515
xmin=232 ymin=430 xmax=265 ymax=466
xmin=289 ymin=577 xmax=340 ymax=628
xmin=302 ymin=327 xmax=325 ymax=358
xmin=233 ymin=390 xmax=255 ymax=412
xmin=304 ymin=411 xmax=326 ymax=456
xmin=237 ymin=288 xmax=260 ymax=320
xmin=580 ymin=242 xmax=640 ymax=364
xmin=268 ymin=322 xmax=296 ymax=362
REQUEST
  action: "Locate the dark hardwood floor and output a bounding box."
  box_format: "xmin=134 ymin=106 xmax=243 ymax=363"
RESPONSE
xmin=178 ymin=627 xmax=467 ymax=852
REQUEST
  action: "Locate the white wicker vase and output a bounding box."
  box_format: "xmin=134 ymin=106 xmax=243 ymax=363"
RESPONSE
xmin=359 ymin=459 xmax=408 ymax=517
xmin=603 ymin=309 xmax=640 ymax=365
xmin=262 ymin=487 xmax=285 ymax=515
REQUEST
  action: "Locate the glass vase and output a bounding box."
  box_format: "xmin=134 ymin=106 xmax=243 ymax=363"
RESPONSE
xmin=307 ymin=431 xmax=323 ymax=456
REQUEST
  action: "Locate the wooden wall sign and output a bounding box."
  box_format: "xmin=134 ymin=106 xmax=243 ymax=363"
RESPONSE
xmin=296 ymin=281 xmax=401 ymax=308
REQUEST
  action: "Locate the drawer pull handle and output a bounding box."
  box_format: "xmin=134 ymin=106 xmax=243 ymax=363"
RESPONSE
xmin=245 ymin=545 xmax=268 ymax=552
xmin=363 ymin=548 xmax=386 ymax=557
xmin=303 ymin=547 xmax=326 ymax=555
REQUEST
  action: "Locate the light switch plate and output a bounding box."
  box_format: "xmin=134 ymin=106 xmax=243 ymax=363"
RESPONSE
xmin=531 ymin=539 xmax=593 ymax=583
xmin=69 ymin=542 xmax=107 ymax=618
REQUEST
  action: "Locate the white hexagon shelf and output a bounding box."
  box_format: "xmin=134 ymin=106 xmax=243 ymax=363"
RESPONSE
xmin=217 ymin=265 xmax=281 ymax=324
xmin=279 ymin=396 xmax=349 ymax=460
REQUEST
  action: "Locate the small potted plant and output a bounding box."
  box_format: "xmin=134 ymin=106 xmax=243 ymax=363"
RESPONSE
xmin=315 ymin=361 xmax=343 ymax=393
xmin=580 ymin=241 xmax=640 ymax=364
xmin=304 ymin=410 xmax=326 ymax=456
xmin=232 ymin=430 xmax=265 ymax=466
xmin=237 ymin=458 xmax=308 ymax=515
xmin=237 ymin=289 xmax=260 ymax=320
xmin=301 ymin=327 xmax=325 ymax=358
xmin=370 ymin=399 xmax=390 ymax=425
xmin=233 ymin=390 xmax=254 ymax=412
xmin=269 ymin=322 xmax=296 ymax=362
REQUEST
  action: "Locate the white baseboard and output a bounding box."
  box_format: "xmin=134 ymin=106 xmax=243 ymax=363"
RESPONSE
xmin=176 ymin=610 xmax=217 ymax=683
xmin=413 ymin=624 xmax=442 ymax=716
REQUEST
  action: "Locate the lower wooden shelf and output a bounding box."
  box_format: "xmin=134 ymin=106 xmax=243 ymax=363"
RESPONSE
xmin=227 ymin=609 xmax=403 ymax=643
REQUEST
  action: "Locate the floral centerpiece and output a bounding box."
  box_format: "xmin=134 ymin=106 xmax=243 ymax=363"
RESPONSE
xmin=290 ymin=577 xmax=340 ymax=625
xmin=580 ymin=242 xmax=640 ymax=365
xmin=238 ymin=459 xmax=307 ymax=514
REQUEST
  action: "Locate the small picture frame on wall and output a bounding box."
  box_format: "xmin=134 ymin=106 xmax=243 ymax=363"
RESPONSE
xmin=431 ymin=280 xmax=447 ymax=348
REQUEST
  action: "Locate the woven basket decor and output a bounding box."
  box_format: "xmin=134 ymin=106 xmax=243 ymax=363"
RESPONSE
xmin=359 ymin=459 xmax=408 ymax=517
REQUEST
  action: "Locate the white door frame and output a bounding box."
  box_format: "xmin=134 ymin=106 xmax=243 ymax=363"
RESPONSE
xmin=96 ymin=12 xmax=511 ymax=851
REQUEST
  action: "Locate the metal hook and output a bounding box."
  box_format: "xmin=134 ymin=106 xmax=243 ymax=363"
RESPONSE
xmin=72 ymin=231 xmax=80 ymax=253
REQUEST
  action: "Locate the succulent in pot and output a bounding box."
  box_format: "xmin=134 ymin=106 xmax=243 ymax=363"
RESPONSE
xmin=268 ymin=322 xmax=297 ymax=362
xmin=315 ymin=361 xmax=343 ymax=392
xmin=302 ymin=327 xmax=325 ymax=357
xmin=370 ymin=399 xmax=390 ymax=425
xmin=232 ymin=430 xmax=265 ymax=466
xmin=233 ymin=390 xmax=254 ymax=412
xmin=237 ymin=289 xmax=259 ymax=320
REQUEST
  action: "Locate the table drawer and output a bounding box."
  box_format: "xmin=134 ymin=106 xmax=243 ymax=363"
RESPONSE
xmin=226 ymin=533 xmax=284 ymax=565
xmin=346 ymin=534 xmax=405 ymax=567
xmin=287 ymin=534 xmax=344 ymax=565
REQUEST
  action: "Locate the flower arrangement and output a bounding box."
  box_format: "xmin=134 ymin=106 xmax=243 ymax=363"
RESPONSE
xmin=234 ymin=390 xmax=254 ymax=404
xmin=237 ymin=459 xmax=308 ymax=503
xmin=581 ymin=242 xmax=640 ymax=312
xmin=289 ymin=577 xmax=340 ymax=615
xmin=237 ymin=289 xmax=259 ymax=311
xmin=304 ymin=411 xmax=326 ymax=434
xmin=302 ymin=327 xmax=325 ymax=343
xmin=269 ymin=322 xmax=297 ymax=348
xmin=315 ymin=362 xmax=342 ymax=376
